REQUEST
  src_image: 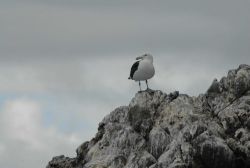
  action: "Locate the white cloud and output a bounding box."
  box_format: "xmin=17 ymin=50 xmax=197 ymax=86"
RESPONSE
xmin=0 ymin=143 xmax=5 ymax=156
xmin=0 ymin=61 xmax=85 ymax=93
xmin=2 ymin=99 xmax=44 ymax=149
xmin=0 ymin=98 xmax=83 ymax=168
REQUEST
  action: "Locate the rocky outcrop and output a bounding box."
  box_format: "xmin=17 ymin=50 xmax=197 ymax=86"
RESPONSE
xmin=47 ymin=64 xmax=250 ymax=168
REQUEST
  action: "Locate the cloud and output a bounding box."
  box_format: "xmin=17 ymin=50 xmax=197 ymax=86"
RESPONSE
xmin=1 ymin=0 xmax=250 ymax=60
xmin=0 ymin=98 xmax=82 ymax=168
xmin=2 ymin=99 xmax=44 ymax=149
xmin=0 ymin=60 xmax=85 ymax=93
xmin=0 ymin=143 xmax=5 ymax=156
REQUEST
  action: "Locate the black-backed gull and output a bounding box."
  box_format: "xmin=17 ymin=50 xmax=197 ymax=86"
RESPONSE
xmin=128 ymin=54 xmax=155 ymax=91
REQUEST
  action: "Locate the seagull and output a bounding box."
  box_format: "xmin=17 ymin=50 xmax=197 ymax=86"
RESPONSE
xmin=128 ymin=53 xmax=155 ymax=91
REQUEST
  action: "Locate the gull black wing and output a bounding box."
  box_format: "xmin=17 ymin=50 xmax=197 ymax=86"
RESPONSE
xmin=129 ymin=61 xmax=140 ymax=79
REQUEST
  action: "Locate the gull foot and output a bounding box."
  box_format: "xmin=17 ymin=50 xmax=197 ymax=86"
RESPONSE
xmin=145 ymin=88 xmax=155 ymax=94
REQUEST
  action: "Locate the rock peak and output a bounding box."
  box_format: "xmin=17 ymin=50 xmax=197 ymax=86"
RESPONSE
xmin=47 ymin=65 xmax=250 ymax=168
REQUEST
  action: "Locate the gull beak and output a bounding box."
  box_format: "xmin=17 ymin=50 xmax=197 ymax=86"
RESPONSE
xmin=136 ymin=56 xmax=143 ymax=60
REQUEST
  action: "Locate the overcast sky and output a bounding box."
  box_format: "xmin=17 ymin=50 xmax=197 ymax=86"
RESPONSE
xmin=0 ymin=0 xmax=250 ymax=168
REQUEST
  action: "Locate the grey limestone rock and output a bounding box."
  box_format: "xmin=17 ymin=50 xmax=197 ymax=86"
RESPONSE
xmin=47 ymin=65 xmax=250 ymax=168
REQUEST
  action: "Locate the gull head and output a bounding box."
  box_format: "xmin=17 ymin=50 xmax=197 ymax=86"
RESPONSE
xmin=136 ymin=53 xmax=153 ymax=62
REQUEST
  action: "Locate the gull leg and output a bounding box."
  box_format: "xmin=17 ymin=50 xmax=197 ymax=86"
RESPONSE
xmin=145 ymin=80 xmax=154 ymax=93
xmin=139 ymin=81 xmax=142 ymax=91
xmin=146 ymin=80 xmax=149 ymax=89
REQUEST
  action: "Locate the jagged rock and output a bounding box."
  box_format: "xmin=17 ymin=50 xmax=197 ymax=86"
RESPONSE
xmin=246 ymin=119 xmax=250 ymax=130
xmin=124 ymin=150 xmax=156 ymax=168
xmin=169 ymin=91 xmax=179 ymax=101
xmin=194 ymin=132 xmax=235 ymax=168
xmin=47 ymin=155 xmax=77 ymax=168
xmin=47 ymin=65 xmax=250 ymax=168
xmin=128 ymin=106 xmax=153 ymax=139
xmin=218 ymin=108 xmax=241 ymax=134
xmin=148 ymin=127 xmax=171 ymax=158
xmin=76 ymin=141 xmax=89 ymax=163
xmin=207 ymin=78 xmax=221 ymax=94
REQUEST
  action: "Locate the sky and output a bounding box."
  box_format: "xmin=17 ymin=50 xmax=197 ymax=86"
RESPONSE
xmin=0 ymin=0 xmax=250 ymax=168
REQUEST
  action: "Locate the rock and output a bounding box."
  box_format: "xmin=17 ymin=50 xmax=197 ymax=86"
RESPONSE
xmin=207 ymin=78 xmax=221 ymax=94
xmin=46 ymin=155 xmax=77 ymax=168
xmin=169 ymin=91 xmax=179 ymax=101
xmin=246 ymin=119 xmax=250 ymax=130
xmin=148 ymin=127 xmax=171 ymax=158
xmin=47 ymin=65 xmax=250 ymax=168
xmin=125 ymin=150 xmax=156 ymax=168
xmin=76 ymin=141 xmax=89 ymax=163
xmin=218 ymin=108 xmax=241 ymax=134
xmin=128 ymin=106 xmax=153 ymax=139
xmin=168 ymin=158 xmax=186 ymax=168
xmin=194 ymin=133 xmax=235 ymax=168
